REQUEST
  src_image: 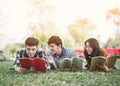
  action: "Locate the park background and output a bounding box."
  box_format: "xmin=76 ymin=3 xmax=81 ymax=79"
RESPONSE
xmin=0 ymin=0 xmax=120 ymax=86
xmin=1 ymin=0 xmax=120 ymax=59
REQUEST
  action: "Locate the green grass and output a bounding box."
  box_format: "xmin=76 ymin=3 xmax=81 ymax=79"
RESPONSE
xmin=0 ymin=60 xmax=120 ymax=86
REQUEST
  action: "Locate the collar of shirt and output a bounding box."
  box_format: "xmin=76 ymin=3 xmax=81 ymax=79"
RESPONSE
xmin=88 ymin=56 xmax=92 ymax=58
xmin=23 ymin=50 xmax=38 ymax=58
xmin=53 ymin=47 xmax=66 ymax=58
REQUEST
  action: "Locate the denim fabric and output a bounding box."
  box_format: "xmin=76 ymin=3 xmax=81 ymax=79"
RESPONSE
xmin=47 ymin=47 xmax=77 ymax=67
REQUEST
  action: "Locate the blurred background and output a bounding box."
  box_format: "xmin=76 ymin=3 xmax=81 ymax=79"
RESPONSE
xmin=0 ymin=0 xmax=120 ymax=59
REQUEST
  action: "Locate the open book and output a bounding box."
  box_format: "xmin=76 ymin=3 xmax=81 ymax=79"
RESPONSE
xmin=89 ymin=56 xmax=106 ymax=71
xmin=59 ymin=57 xmax=85 ymax=70
xmin=89 ymin=56 xmax=118 ymax=71
xmin=19 ymin=58 xmax=47 ymax=72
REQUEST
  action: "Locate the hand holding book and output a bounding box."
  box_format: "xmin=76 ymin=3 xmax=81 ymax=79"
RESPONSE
xmin=96 ymin=62 xmax=109 ymax=72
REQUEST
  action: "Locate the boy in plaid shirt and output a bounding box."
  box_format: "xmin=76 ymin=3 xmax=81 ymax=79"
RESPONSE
xmin=10 ymin=37 xmax=50 ymax=73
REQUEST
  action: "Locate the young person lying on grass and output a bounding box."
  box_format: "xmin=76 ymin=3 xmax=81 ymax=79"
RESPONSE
xmin=84 ymin=38 xmax=109 ymax=72
xmin=10 ymin=37 xmax=49 ymax=73
xmin=46 ymin=35 xmax=86 ymax=71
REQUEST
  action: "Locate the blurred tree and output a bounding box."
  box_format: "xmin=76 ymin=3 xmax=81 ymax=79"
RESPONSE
xmin=68 ymin=18 xmax=95 ymax=48
xmin=31 ymin=27 xmax=47 ymax=49
xmin=3 ymin=43 xmax=24 ymax=58
xmin=27 ymin=0 xmax=54 ymax=30
xmin=106 ymin=8 xmax=120 ymax=47
xmin=31 ymin=23 xmax=61 ymax=49
xmin=27 ymin=0 xmax=60 ymax=49
xmin=27 ymin=0 xmax=54 ymax=13
xmin=106 ymin=8 xmax=120 ymax=46
xmin=106 ymin=8 xmax=120 ymax=28
xmin=61 ymin=34 xmax=75 ymax=48
xmin=104 ymin=38 xmax=120 ymax=48
xmin=0 ymin=9 xmax=7 ymax=50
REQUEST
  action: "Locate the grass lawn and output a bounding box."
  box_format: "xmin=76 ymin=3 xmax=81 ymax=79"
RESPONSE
xmin=0 ymin=59 xmax=120 ymax=86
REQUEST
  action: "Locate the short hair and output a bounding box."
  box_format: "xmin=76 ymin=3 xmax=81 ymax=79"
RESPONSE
xmin=48 ymin=36 xmax=62 ymax=46
xmin=25 ymin=37 xmax=39 ymax=46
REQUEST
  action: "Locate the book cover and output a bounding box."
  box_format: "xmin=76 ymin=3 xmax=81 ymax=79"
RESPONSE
xmin=19 ymin=58 xmax=47 ymax=72
xmin=89 ymin=56 xmax=106 ymax=71
xmin=59 ymin=57 xmax=83 ymax=70
xmin=106 ymin=56 xmax=117 ymax=68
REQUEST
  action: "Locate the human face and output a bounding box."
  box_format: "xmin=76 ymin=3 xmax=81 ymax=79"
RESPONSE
xmin=49 ymin=44 xmax=61 ymax=54
xmin=85 ymin=42 xmax=93 ymax=55
xmin=25 ymin=45 xmax=38 ymax=58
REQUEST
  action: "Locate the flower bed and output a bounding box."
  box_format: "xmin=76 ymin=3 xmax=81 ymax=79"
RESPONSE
xmin=105 ymin=48 xmax=120 ymax=56
xmin=75 ymin=48 xmax=120 ymax=56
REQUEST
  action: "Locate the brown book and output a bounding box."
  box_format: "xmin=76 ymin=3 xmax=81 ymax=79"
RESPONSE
xmin=89 ymin=56 xmax=106 ymax=71
xmin=90 ymin=56 xmax=118 ymax=71
xmin=106 ymin=56 xmax=118 ymax=68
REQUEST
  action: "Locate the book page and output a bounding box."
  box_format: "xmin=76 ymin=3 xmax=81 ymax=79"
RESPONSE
xmin=19 ymin=58 xmax=33 ymax=69
xmin=89 ymin=56 xmax=106 ymax=71
xmin=106 ymin=56 xmax=117 ymax=68
xmin=32 ymin=58 xmax=47 ymax=72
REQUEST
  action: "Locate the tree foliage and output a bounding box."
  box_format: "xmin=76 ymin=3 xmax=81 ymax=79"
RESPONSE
xmin=68 ymin=18 xmax=95 ymax=48
xmin=106 ymin=8 xmax=120 ymax=27
xmin=106 ymin=8 xmax=120 ymax=35
xmin=27 ymin=0 xmax=54 ymax=28
xmin=61 ymin=35 xmax=75 ymax=48
xmin=3 ymin=43 xmax=24 ymax=58
xmin=106 ymin=8 xmax=120 ymax=47
xmin=104 ymin=38 xmax=120 ymax=48
xmin=31 ymin=23 xmax=61 ymax=49
xmin=27 ymin=0 xmax=59 ymax=49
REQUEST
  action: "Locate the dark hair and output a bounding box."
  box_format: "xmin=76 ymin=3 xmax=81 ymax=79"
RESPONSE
xmin=84 ymin=38 xmax=102 ymax=57
xmin=48 ymin=36 xmax=62 ymax=46
xmin=25 ymin=37 xmax=39 ymax=46
xmin=84 ymin=38 xmax=105 ymax=66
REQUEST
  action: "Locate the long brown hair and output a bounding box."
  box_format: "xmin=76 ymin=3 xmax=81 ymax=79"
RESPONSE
xmin=84 ymin=38 xmax=103 ymax=57
xmin=84 ymin=38 xmax=107 ymax=66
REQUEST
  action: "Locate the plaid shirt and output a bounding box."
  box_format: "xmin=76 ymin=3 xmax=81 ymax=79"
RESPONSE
xmin=47 ymin=47 xmax=77 ymax=67
xmin=14 ymin=48 xmax=46 ymax=67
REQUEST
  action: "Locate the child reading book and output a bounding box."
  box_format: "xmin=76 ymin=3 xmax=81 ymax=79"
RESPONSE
xmin=10 ymin=37 xmax=49 ymax=73
xmin=47 ymin=35 xmax=86 ymax=71
xmin=84 ymin=38 xmax=109 ymax=72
